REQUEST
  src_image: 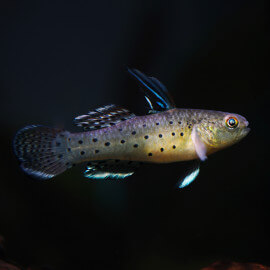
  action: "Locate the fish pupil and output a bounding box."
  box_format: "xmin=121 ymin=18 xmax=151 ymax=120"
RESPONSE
xmin=229 ymin=119 xmax=235 ymax=126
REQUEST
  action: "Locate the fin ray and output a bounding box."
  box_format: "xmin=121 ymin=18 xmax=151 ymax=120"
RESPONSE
xmin=13 ymin=125 xmax=71 ymax=180
xmin=84 ymin=160 xmax=140 ymax=179
xmin=127 ymin=68 xmax=176 ymax=112
xmin=74 ymin=104 xmax=135 ymax=131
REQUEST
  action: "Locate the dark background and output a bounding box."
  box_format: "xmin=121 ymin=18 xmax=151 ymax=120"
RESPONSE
xmin=0 ymin=1 xmax=269 ymax=269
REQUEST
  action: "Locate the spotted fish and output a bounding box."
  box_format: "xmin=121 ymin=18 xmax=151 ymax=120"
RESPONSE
xmin=13 ymin=69 xmax=250 ymax=187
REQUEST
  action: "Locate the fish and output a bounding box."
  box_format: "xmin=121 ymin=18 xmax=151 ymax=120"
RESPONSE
xmin=13 ymin=68 xmax=250 ymax=187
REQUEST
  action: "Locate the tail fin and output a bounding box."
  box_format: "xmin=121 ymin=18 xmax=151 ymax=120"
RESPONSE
xmin=13 ymin=125 xmax=71 ymax=180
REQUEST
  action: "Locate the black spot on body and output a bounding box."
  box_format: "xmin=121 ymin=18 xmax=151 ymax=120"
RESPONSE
xmin=173 ymin=145 xmax=176 ymax=149
xmin=181 ymin=132 xmax=184 ymax=136
xmin=169 ymin=121 xmax=173 ymax=124
xmin=81 ymin=151 xmax=85 ymax=155
xmin=78 ymin=140 xmax=83 ymax=144
xmin=172 ymin=132 xmax=175 ymax=136
xmin=143 ymin=124 xmax=146 ymax=127
xmin=178 ymin=121 xmax=182 ymax=125
xmin=132 ymin=131 xmax=136 ymax=135
xmin=148 ymin=153 xmax=153 ymax=156
xmin=156 ymin=123 xmax=159 ymax=125
xmin=121 ymin=140 xmax=125 ymax=144
xmin=105 ymin=142 xmax=110 ymax=146
xmin=160 ymin=148 xmax=164 ymax=152
xmin=92 ymin=138 xmax=98 ymax=142
xmin=144 ymin=135 xmax=149 ymax=139
xmin=133 ymin=144 xmax=138 ymax=148
xmin=95 ymin=150 xmax=99 ymax=154
xmin=68 ymin=148 xmax=71 ymax=152
xmin=119 ymin=128 xmax=123 ymax=132
xmin=159 ymin=134 xmax=162 ymax=138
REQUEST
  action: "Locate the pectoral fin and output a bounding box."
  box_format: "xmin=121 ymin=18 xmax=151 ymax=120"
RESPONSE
xmin=191 ymin=127 xmax=207 ymax=161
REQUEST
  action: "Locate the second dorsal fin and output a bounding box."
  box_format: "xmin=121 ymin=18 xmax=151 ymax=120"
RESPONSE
xmin=74 ymin=104 xmax=136 ymax=131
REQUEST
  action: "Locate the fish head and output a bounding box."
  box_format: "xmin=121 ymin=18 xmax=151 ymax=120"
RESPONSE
xmin=197 ymin=111 xmax=250 ymax=152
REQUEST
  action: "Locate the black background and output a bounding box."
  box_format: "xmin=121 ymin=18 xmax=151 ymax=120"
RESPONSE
xmin=0 ymin=1 xmax=269 ymax=269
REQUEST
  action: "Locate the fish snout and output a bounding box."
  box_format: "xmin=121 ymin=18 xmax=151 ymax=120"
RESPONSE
xmin=240 ymin=117 xmax=250 ymax=136
xmin=237 ymin=114 xmax=249 ymax=129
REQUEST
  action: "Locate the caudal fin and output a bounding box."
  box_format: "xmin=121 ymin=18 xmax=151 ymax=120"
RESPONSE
xmin=13 ymin=125 xmax=71 ymax=180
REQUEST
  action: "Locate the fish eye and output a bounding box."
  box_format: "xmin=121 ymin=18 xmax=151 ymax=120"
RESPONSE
xmin=226 ymin=116 xmax=238 ymax=129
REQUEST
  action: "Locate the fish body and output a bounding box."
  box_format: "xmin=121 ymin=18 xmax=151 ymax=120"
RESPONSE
xmin=13 ymin=69 xmax=250 ymax=185
xmin=66 ymin=109 xmax=248 ymax=164
xmin=68 ymin=109 xmax=197 ymax=164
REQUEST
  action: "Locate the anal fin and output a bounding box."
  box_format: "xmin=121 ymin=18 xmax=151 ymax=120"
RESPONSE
xmin=84 ymin=160 xmax=141 ymax=179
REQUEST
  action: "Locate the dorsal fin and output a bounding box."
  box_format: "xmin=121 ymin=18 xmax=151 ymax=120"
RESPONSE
xmin=84 ymin=160 xmax=141 ymax=179
xmin=74 ymin=104 xmax=135 ymax=131
xmin=127 ymin=68 xmax=176 ymax=113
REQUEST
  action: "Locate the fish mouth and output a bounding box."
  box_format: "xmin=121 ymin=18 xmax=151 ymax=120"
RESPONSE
xmin=242 ymin=118 xmax=250 ymax=135
xmin=242 ymin=127 xmax=250 ymax=137
xmin=245 ymin=120 xmax=249 ymax=127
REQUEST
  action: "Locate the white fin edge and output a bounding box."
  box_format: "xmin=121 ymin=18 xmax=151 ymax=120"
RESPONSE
xmin=21 ymin=165 xmax=55 ymax=180
xmin=178 ymin=167 xmax=200 ymax=188
xmin=84 ymin=171 xmax=134 ymax=179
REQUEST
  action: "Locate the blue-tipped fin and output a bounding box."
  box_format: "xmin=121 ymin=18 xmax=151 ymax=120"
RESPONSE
xmin=84 ymin=160 xmax=141 ymax=179
xmin=177 ymin=162 xmax=200 ymax=189
xmin=127 ymin=68 xmax=176 ymax=113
